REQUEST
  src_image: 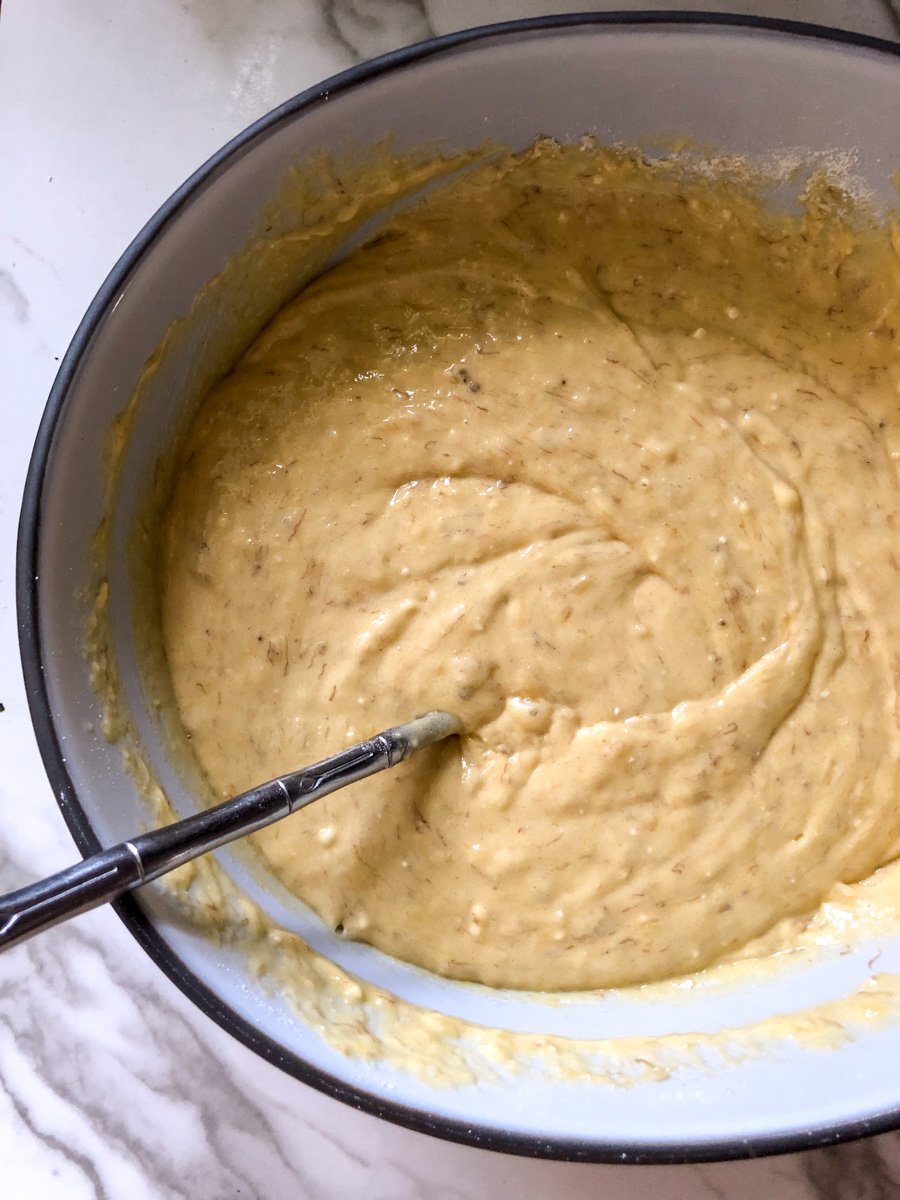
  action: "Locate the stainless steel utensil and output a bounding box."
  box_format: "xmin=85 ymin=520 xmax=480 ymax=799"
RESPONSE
xmin=0 ymin=710 xmax=460 ymax=952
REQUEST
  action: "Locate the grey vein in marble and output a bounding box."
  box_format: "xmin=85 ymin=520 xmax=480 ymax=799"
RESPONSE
xmin=801 ymin=1138 xmax=900 ymax=1199
xmin=0 ymin=270 xmax=29 ymax=322
xmin=324 ymin=0 xmax=433 ymax=59
xmin=1 ymin=926 xmax=316 ymax=1199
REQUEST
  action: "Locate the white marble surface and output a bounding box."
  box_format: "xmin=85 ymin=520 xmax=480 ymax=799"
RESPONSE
xmin=2 ymin=2 xmax=900 ymax=1196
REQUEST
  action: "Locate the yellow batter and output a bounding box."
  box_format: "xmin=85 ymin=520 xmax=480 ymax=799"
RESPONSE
xmin=160 ymin=140 xmax=900 ymax=992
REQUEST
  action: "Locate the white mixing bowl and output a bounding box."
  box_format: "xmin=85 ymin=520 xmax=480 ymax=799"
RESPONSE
xmin=18 ymin=14 xmax=900 ymax=1162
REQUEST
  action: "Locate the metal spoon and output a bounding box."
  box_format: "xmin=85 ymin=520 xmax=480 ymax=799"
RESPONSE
xmin=0 ymin=710 xmax=460 ymax=953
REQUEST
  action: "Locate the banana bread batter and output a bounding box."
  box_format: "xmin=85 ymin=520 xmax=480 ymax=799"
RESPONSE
xmin=160 ymin=140 xmax=900 ymax=991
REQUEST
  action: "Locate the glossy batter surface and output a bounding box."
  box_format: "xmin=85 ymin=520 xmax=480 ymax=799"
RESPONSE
xmin=161 ymin=141 xmax=900 ymax=990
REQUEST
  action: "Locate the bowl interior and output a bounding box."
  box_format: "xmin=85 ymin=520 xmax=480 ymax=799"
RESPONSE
xmin=24 ymin=18 xmax=900 ymax=1159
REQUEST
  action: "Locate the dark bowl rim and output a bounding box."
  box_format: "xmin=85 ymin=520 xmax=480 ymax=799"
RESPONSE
xmin=16 ymin=10 xmax=900 ymax=1165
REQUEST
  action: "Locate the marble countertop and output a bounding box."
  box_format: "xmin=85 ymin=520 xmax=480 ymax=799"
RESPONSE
xmin=2 ymin=2 xmax=900 ymax=1196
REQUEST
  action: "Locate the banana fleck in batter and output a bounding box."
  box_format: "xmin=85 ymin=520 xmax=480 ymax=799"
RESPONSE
xmin=161 ymin=140 xmax=900 ymax=991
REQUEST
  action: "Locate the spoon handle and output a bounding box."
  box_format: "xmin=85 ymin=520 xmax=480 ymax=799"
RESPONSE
xmin=0 ymin=710 xmax=459 ymax=952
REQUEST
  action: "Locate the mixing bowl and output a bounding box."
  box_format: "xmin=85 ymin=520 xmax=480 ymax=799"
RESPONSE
xmin=17 ymin=14 xmax=900 ymax=1162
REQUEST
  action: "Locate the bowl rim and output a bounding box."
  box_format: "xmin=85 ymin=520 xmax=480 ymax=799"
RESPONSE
xmin=17 ymin=10 xmax=900 ymax=1165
